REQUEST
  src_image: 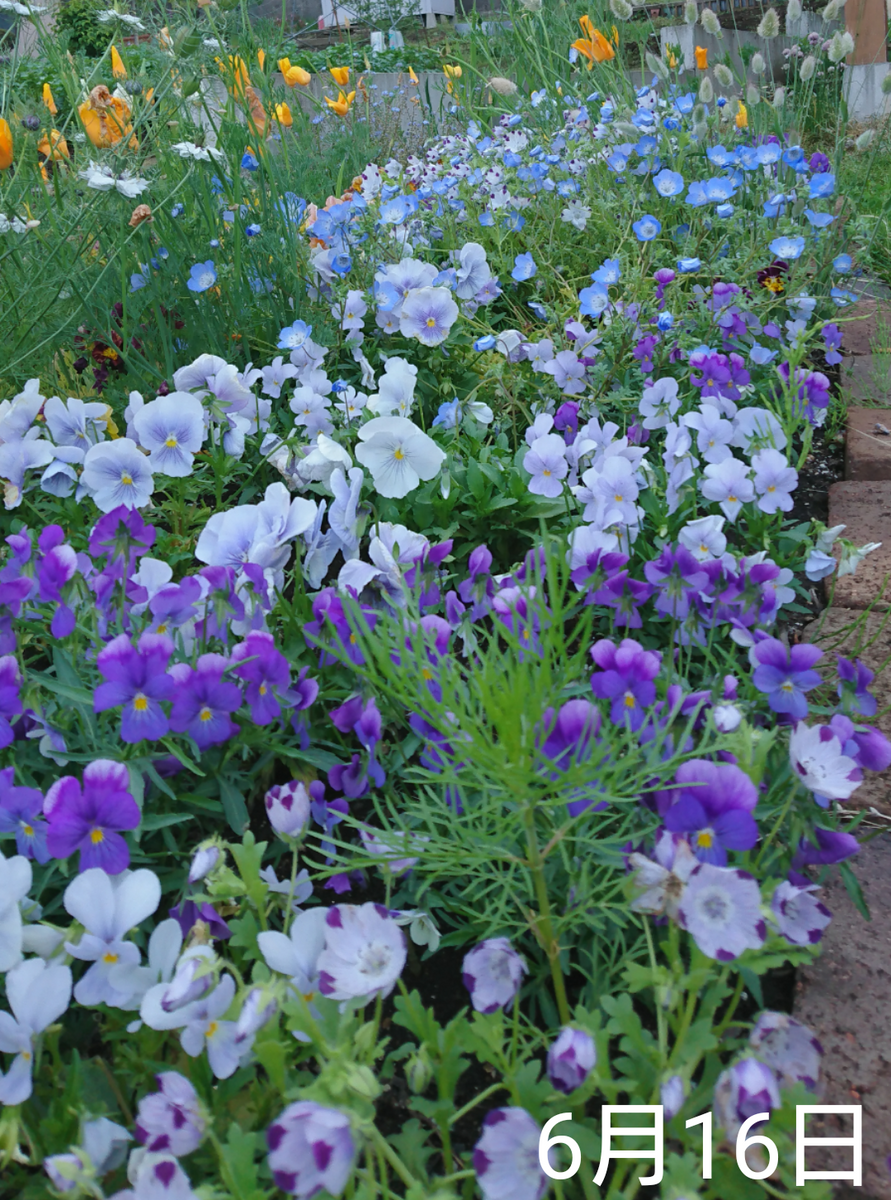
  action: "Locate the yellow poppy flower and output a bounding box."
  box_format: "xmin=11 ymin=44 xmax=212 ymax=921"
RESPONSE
xmin=275 ymin=101 xmax=293 ymax=127
xmin=324 ymin=89 xmax=355 ymax=115
xmin=408 ymin=65 xmax=419 ymax=84
xmin=43 ymin=83 xmax=57 ymax=115
xmin=330 ymin=65 xmax=350 ymax=86
xmin=110 ymin=46 xmax=127 ymax=79
xmin=572 ymin=17 xmax=615 ymax=65
xmin=0 ymin=118 xmax=13 ymax=170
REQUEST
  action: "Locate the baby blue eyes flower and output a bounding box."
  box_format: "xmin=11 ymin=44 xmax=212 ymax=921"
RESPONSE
xmin=803 ymin=209 xmax=835 ymax=228
xmin=579 ymin=283 xmax=609 ymax=317
xmin=657 ymin=312 xmax=674 ymax=331
xmin=716 ymin=203 xmax=734 ymax=219
xmin=633 ymin=214 xmax=662 ymax=242
xmin=769 ymin=236 xmax=805 ymax=260
xmin=187 ymin=260 xmax=217 ymax=293
xmin=130 ymin=266 xmax=150 ymax=292
xmin=245 ymin=223 xmax=261 ymax=236
xmin=478 ymin=211 xmax=495 ymax=226
xmin=511 ymin=252 xmax=537 ymax=282
xmin=832 ymin=287 xmax=858 ymax=306
xmin=653 ymin=168 xmax=684 ymax=197
xmin=277 ymin=320 xmax=313 ymax=350
xmin=170 ymin=203 xmax=184 ymax=217
xmin=332 ymin=253 xmax=352 ymax=276
xmin=473 ymin=334 xmax=496 ymax=351
xmin=809 ymin=171 xmax=835 ymax=198
xmin=241 ymin=151 xmax=260 ymax=170
xmin=591 ymin=258 xmax=621 ymax=285
xmin=833 ymin=253 xmax=852 ymax=273
xmin=677 ymin=257 xmax=701 ymax=273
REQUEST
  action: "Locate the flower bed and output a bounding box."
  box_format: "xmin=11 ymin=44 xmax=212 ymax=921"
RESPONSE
xmin=0 ymin=4 xmax=888 ymax=1198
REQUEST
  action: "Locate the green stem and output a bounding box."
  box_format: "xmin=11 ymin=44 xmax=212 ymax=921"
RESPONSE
xmin=522 ymin=806 xmax=571 ymax=1025
xmin=368 ymin=1127 xmax=418 ymax=1189
xmin=448 ymin=1081 xmax=506 ymax=1126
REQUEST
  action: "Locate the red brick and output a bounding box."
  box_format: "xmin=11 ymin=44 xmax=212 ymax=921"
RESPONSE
xmin=845 ymin=406 xmax=891 ymax=480
xmin=826 ymin=480 xmax=891 ymax=608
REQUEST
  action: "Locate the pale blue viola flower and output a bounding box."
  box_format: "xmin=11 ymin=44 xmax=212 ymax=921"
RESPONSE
xmin=187 ymin=260 xmax=217 ymax=293
xmin=44 ymin=396 xmax=107 ymax=449
xmin=133 ymin=392 xmax=206 ymax=478
xmin=81 ymin=438 xmax=154 ymax=511
xmin=399 ymin=286 xmax=459 ymax=347
xmin=0 ymin=958 xmax=72 ymax=1104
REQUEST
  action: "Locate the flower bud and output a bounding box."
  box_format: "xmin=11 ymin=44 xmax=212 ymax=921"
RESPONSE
xmin=773 ymin=85 xmax=786 ymax=107
xmin=646 ymin=51 xmax=670 ymax=80
xmin=856 ymin=129 xmax=875 ymax=150
xmin=746 ymin=82 xmax=761 ymax=105
xmin=700 ymin=7 xmax=721 ymax=36
xmin=751 ymin=52 xmax=765 ymax=73
xmin=661 ymin=1074 xmax=686 ymax=1119
xmin=827 ymin=30 xmax=854 ymax=62
xmin=406 ymin=1048 xmax=434 ymax=1094
xmin=547 ymin=1026 xmax=597 ymax=1094
xmin=714 ymin=63 xmax=733 ymax=87
xmin=800 ymin=55 xmax=816 ymax=80
xmin=786 ymin=0 xmax=802 ymax=20
xmin=159 ymin=950 xmax=214 ymax=1013
xmin=699 ymin=76 xmax=714 ymax=103
xmin=488 ymin=77 xmax=518 ymax=96
xmin=265 ymin=780 xmax=311 ymax=838
xmin=188 ymin=844 xmax=220 ymax=884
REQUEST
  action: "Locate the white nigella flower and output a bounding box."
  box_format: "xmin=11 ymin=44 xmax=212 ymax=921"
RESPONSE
xmin=0 ymin=214 xmax=41 ymax=234
xmin=355 ymin=416 xmax=445 ymax=500
xmin=77 ymin=162 xmax=149 ymax=198
xmin=96 ymin=8 xmax=144 ymax=25
xmin=169 ymin=142 xmax=226 ymax=162
xmin=0 ymin=0 xmax=45 ymax=12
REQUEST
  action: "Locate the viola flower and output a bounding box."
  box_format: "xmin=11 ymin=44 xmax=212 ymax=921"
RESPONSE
xmin=749 ymin=1012 xmax=822 ymax=1090
xmin=663 ymin=760 xmax=758 ymax=864
xmin=45 ymin=760 xmax=141 ymax=874
xmin=644 ymin=545 xmax=709 ymax=621
xmin=789 ymin=721 xmax=861 ymax=802
xmin=170 ymin=900 xmax=231 ymax=941
xmin=678 ymin=863 xmax=766 ymax=961
xmin=266 ymin=1101 xmax=356 ymax=1199
xmin=757 ymin=258 xmax=788 ymax=294
xmin=462 ymin=937 xmax=527 ymax=1013
xmin=136 ymin=1072 xmax=206 ymax=1156
xmin=168 ymin=654 xmax=242 ymax=750
xmin=94 ymin=632 xmax=175 ymax=743
xmin=473 ymin=1108 xmax=549 ymax=1200
xmin=355 ymin=416 xmax=445 ymax=500
xmin=547 ymin=1027 xmax=596 ymax=1094
xmin=133 ymin=392 xmax=206 ymax=477
xmin=700 ymin=459 xmax=754 ymax=522
xmin=590 ymin=638 xmax=661 ymax=732
xmin=751 ymin=638 xmax=822 ymax=719
xmin=836 ymin=655 xmax=877 ymax=716
xmin=0 ymin=655 xmax=22 ymax=749
xmin=265 ymin=780 xmax=312 ymax=838
xmin=523 ymin=433 xmax=568 ymax=498
xmin=0 ymin=958 xmax=73 ymax=1105
xmin=82 ymin=438 xmax=154 ymax=511
xmin=752 ymin=448 xmax=797 ymax=514
xmin=399 ymin=287 xmax=459 ymax=346
xmin=317 ymin=903 xmax=406 ymax=1001
xmin=639 ymin=377 xmax=680 ymax=430
xmin=0 ymin=768 xmax=47 ymax=861
xmin=230 ymin=631 xmax=291 ymax=725
xmin=793 ymin=825 xmax=859 ymax=867
xmin=771 ymin=877 xmax=831 ymax=946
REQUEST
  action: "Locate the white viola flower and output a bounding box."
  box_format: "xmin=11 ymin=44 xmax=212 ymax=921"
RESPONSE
xmin=0 ymin=378 xmax=44 ymax=441
xmin=391 ymin=909 xmax=441 ymax=952
xmin=355 ymin=417 xmax=445 ymax=500
xmin=682 ymin=406 xmax=734 ymax=463
xmin=44 ymin=395 xmax=108 ymax=449
xmin=0 ymin=958 xmax=72 ymax=1104
xmin=329 ymin=467 xmax=365 ymax=559
xmin=133 ymin=393 xmax=206 ymax=477
xmin=109 ymin=918 xmax=184 ymax=1025
xmin=334 ymin=386 xmax=368 ymax=423
xmin=81 ymin=438 xmax=154 ymax=511
xmin=365 ymin=357 xmax=417 ymax=418
xmin=64 ymin=868 xmax=162 ymax=1008
xmin=41 ymin=444 xmax=86 ymax=499
xmin=789 ymin=721 xmax=861 ymax=801
xmin=0 ymin=853 xmax=32 ymax=972
xmin=678 ymin=514 xmax=727 ymax=561
xmin=77 ymin=162 xmax=149 ymax=197
xmin=259 ymin=866 xmax=313 ymax=913
xmin=260 ymin=356 xmax=298 ymax=399
xmin=317 ymin=903 xmax=407 ymax=1002
xmin=628 ymin=838 xmax=698 ymax=919
xmin=257 ymin=907 xmax=328 ymax=998
xmin=0 ymin=433 xmax=56 ymax=509
xmin=334 ymin=290 xmax=367 ymax=332
xmin=295 ymin=434 xmax=352 ymax=490
xmin=337 ymin=522 xmax=428 ymax=603
xmin=178 ymin=975 xmax=244 ymax=1079
xmin=452 ymin=242 xmax=491 ymax=299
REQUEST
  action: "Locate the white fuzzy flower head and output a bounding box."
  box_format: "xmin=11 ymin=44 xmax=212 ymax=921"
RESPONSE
xmin=827 ymin=29 xmax=854 ymax=62
xmin=800 ymin=55 xmax=816 ymax=81
xmin=786 ymin=0 xmax=802 ymax=19
xmin=699 ymin=76 xmax=714 ymax=103
xmin=822 ymin=0 xmax=841 ymax=18
xmin=757 ymin=7 xmax=779 ymax=37
xmin=700 ymin=7 xmax=722 ymax=36
xmin=856 ymin=129 xmax=875 ymax=151
xmin=714 ymin=62 xmax=733 ymax=87
xmin=519 ymin=0 xmax=542 ymax=11
xmin=646 ymin=51 xmax=670 ymax=80
xmin=684 ymin=0 xmax=698 ymax=22
xmin=773 ymin=85 xmax=786 ymax=108
xmin=746 ymin=82 xmax=761 ymax=105
xmin=488 ymin=76 xmax=518 ymax=96
xmin=610 ymin=0 xmax=633 ymax=18
xmin=751 ymin=52 xmax=765 ymax=73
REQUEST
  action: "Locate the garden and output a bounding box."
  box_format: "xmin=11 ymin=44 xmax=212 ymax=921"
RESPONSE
xmin=0 ymin=0 xmax=890 ymax=1195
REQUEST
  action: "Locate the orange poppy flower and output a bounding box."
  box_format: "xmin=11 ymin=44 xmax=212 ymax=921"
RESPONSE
xmin=572 ymin=17 xmax=615 ymax=66
xmin=257 ymin=48 xmax=266 ymax=70
xmin=408 ymin=65 xmax=419 ymax=84
xmin=330 ymin=65 xmax=350 ymax=86
xmin=324 ymin=89 xmax=355 ymax=116
xmin=279 ymin=58 xmax=311 ymax=86
xmin=0 ymin=118 xmax=12 ymax=170
xmin=695 ymin=45 xmax=708 ymax=69
xmin=42 ymin=83 xmax=57 ymax=114
xmin=275 ymin=101 xmax=292 ymax=127
xmin=110 ymin=45 xmax=127 ymax=79
xmin=38 ymin=129 xmax=70 ymax=161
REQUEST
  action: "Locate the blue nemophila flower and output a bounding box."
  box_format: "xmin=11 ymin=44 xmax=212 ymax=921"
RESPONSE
xmin=677 ymin=257 xmax=701 ymax=273
xmin=170 ymin=203 xmax=184 ymax=217
xmin=632 ymin=214 xmax=661 ymax=241
xmin=209 ymin=238 xmax=220 ymax=248
xmin=657 ymin=311 xmax=674 ymax=331
xmin=245 ymin=223 xmax=261 ymax=236
xmin=478 ymin=211 xmax=495 ymax=226
xmin=241 ymin=151 xmax=259 ymax=170
xmin=803 ymin=209 xmax=834 ymax=228
xmin=278 ymin=320 xmax=312 ymax=350
xmin=130 ymin=265 xmax=149 ymax=291
xmin=716 ymin=203 xmax=734 ymax=218
xmin=579 ymin=283 xmax=609 ymax=317
xmin=331 ymin=252 xmax=352 ymax=276
xmin=833 ymin=253 xmax=852 ymax=273
xmin=187 ymin=260 xmax=217 ymax=292
xmin=769 ymin=235 xmax=804 ymax=260
xmin=653 ymin=168 xmax=684 ymax=197
xmin=809 ymin=172 xmax=835 ymax=198
xmin=592 ymin=258 xmax=621 ymax=285
xmin=511 ymin=252 xmax=537 ymax=282
xmin=473 ymin=334 xmax=496 ymax=351
xmin=831 ymin=287 xmax=857 ymax=306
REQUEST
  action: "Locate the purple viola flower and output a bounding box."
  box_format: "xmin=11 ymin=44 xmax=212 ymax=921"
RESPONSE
xmin=644 ymin=545 xmax=709 ymax=621
xmin=663 ymin=760 xmax=758 ymax=865
xmin=290 ymin=668 xmax=319 ymax=750
xmin=751 ymin=638 xmax=822 ymax=720
xmin=170 ymin=900 xmax=232 ymax=941
xmin=538 ymin=700 xmax=606 ymax=817
xmin=777 ymin=363 xmax=831 ymax=424
xmin=458 ymin=544 xmax=496 ymax=620
xmin=266 ymin=1101 xmax=356 ymax=1199
xmin=45 ymin=759 xmax=140 ymax=874
xmin=136 ymin=1072 xmax=206 ymax=1156
xmin=828 ymin=713 xmax=891 ymax=773
xmin=36 ymin=526 xmax=79 ymax=638
xmin=678 ymin=863 xmax=766 ymax=961
xmin=633 ymin=334 xmax=659 ymax=375
xmin=771 ymin=876 xmax=831 ymax=946
xmin=230 ymin=631 xmax=291 ymax=726
xmin=714 ymin=1058 xmax=780 ymax=1140
xmin=462 ymin=937 xmax=527 ymax=1013
xmin=598 ymin=573 xmax=654 ymax=629
xmin=94 ymin=632 xmax=175 ymax=744
xmin=547 ymin=1026 xmax=596 ymax=1094
xmin=0 ymin=768 xmax=47 ymax=861
xmin=328 ymin=753 xmax=369 ymax=799
xmin=749 ymin=1012 xmax=822 ymax=1090
xmin=821 ymin=323 xmax=843 ymax=366
xmin=0 ymin=655 xmax=22 ymax=750
xmin=661 ymin=1075 xmax=686 ymax=1120
xmin=590 ymin=638 xmax=661 ymax=732
xmin=317 ymin=903 xmax=406 ymax=1001
xmin=836 ymin=655 xmax=877 ymax=717
xmin=473 ymin=1108 xmax=549 ymax=1200
xmin=399 ymin=286 xmax=459 ymax=347
xmin=492 ymin=587 xmax=543 ymax=659
xmin=700 ymin=458 xmax=755 ymax=522
xmin=303 ymin=588 xmax=377 ymax=667
xmin=88 ymin=505 xmax=155 ymax=575
xmin=265 ymin=780 xmax=312 ymax=838
xmin=169 ymin=654 xmax=242 ymax=750
xmin=793 ymin=825 xmax=859 ymax=868
xmin=554 ymin=401 xmax=580 ymax=442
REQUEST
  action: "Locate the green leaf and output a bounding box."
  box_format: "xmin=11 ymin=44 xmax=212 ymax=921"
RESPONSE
xmin=839 ymin=860 xmax=871 ymax=921
xmin=254 ymin=1037 xmax=287 ymax=1093
xmin=228 ymin=911 xmax=261 ymax=957
xmin=740 ymin=967 xmax=763 ymax=1008
xmin=221 ymin=1122 xmax=263 ymax=1199
xmin=219 ymin=778 xmax=250 ymax=834
xmin=138 ymin=812 xmax=194 ymax=832
xmin=466 ymin=457 xmax=487 ymax=501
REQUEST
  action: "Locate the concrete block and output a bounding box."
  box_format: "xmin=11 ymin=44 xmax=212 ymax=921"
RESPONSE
xmin=827 ymin=480 xmax=891 ymax=608
xmin=841 ymin=356 xmax=891 ymax=405
xmin=844 ymin=62 xmax=891 ymax=121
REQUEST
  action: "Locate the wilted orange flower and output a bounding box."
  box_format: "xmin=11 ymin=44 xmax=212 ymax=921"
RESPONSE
xmin=78 ymin=86 xmax=138 ymax=150
xmin=573 ymin=17 xmax=615 ymax=65
xmin=330 ymin=65 xmax=350 ymax=86
xmin=110 ymin=45 xmax=127 ymax=79
xmin=129 ymin=204 xmax=152 ymax=227
xmin=243 ymin=85 xmax=267 ymax=134
xmin=38 ymin=129 xmax=70 ymax=161
xmin=42 ymin=83 xmax=57 ymax=114
xmin=0 ymin=118 xmax=13 ymax=170
xmin=695 ymin=45 xmax=708 ymax=68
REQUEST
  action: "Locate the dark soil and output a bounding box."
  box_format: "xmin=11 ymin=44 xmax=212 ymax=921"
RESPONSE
xmin=789 ymin=427 xmax=845 ymax=529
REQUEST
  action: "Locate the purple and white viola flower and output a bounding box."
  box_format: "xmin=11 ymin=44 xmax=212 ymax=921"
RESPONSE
xmin=462 ymin=937 xmax=527 ymax=1013
xmin=266 ymin=1101 xmax=356 ymax=1198
xmin=473 ymin=1108 xmax=550 ymax=1200
xmin=399 ymin=287 xmax=460 ymax=347
xmin=317 ymin=903 xmax=407 ymax=1001
xmin=135 ymin=1072 xmax=206 ymax=1156
xmin=677 ymin=863 xmax=766 ymax=961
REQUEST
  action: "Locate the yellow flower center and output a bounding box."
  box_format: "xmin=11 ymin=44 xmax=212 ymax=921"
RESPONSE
xmin=426 ymin=317 xmax=436 ymax=327
xmin=103 ymin=951 xmax=119 ymax=964
xmin=165 ymin=435 xmax=178 ymax=448
xmin=133 ymin=693 xmax=148 ymax=711
xmin=156 ymin=623 xmax=168 ymax=634
xmin=206 ymin=1021 xmax=218 ymax=1037
xmin=90 ymin=827 xmax=104 ymax=844
xmin=767 ymin=484 xmax=776 ymax=493
xmin=121 ymin=472 xmax=133 ymax=486
xmin=259 ymin=683 xmax=267 ymax=695
xmin=199 ymin=706 xmax=213 ymax=722
xmin=696 ymin=830 xmax=713 ymax=849
xmin=22 ymin=823 xmax=34 ymax=836
xmin=543 ymin=468 xmax=551 ymax=477
xmin=624 ymin=693 xmax=636 ymax=708
xmin=706 ymin=378 xmax=714 ymax=387
xmin=728 ymin=493 xmax=737 ymax=503
xmin=394 ymin=447 xmax=404 ymax=461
